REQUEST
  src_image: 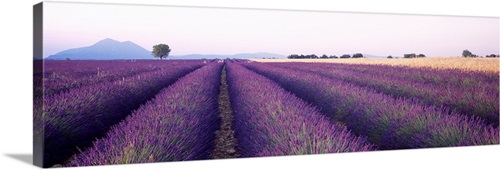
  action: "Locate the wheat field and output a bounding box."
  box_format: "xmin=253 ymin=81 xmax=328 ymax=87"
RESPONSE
xmin=250 ymin=57 xmax=500 ymax=73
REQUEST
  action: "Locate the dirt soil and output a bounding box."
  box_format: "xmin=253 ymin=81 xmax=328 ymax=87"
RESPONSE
xmin=210 ymin=65 xmax=240 ymax=159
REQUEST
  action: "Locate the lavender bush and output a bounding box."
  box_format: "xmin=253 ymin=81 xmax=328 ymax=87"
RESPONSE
xmin=226 ymin=63 xmax=375 ymax=157
xmin=41 ymin=60 xmax=205 ymax=97
xmin=41 ymin=61 xmax=203 ymax=167
xmin=271 ymin=62 xmax=499 ymax=126
xmin=244 ymin=63 xmax=498 ymax=150
xmin=66 ymin=63 xmax=223 ymax=166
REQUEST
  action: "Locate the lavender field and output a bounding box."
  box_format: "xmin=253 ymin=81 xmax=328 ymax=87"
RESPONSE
xmin=35 ymin=59 xmax=499 ymax=167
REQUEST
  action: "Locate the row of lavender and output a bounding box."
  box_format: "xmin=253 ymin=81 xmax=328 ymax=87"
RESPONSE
xmin=61 ymin=61 xmax=377 ymax=167
xmin=39 ymin=61 xmax=205 ymax=167
xmin=39 ymin=59 xmax=499 ymax=167
xmin=302 ymin=62 xmax=498 ymax=89
xmin=37 ymin=60 xmax=206 ymax=98
xmin=269 ymin=62 xmax=499 ymax=126
xmin=36 ymin=60 xmax=154 ymax=98
xmin=243 ymin=62 xmax=498 ymax=149
xmin=226 ymin=63 xmax=375 ymax=157
xmin=66 ymin=63 xmax=223 ymax=166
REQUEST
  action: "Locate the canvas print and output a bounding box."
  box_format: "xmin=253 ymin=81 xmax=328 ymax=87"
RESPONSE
xmin=33 ymin=1 xmax=499 ymax=168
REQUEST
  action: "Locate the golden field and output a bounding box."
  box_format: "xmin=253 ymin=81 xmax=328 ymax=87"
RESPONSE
xmin=250 ymin=57 xmax=500 ymax=73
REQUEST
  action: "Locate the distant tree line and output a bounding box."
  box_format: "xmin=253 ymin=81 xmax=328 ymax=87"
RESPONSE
xmin=286 ymin=50 xmax=499 ymax=59
xmin=463 ymin=49 xmax=499 ymax=58
xmin=288 ymin=54 xmax=319 ymax=59
xmin=403 ymin=53 xmax=426 ymax=58
xmin=352 ymin=53 xmax=364 ymax=58
xmin=288 ymin=53 xmax=364 ymax=59
xmin=485 ymin=54 xmax=500 ymax=58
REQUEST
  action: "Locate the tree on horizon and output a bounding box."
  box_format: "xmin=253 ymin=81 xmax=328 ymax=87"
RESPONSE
xmin=462 ymin=49 xmax=477 ymax=58
xmin=152 ymin=44 xmax=171 ymax=60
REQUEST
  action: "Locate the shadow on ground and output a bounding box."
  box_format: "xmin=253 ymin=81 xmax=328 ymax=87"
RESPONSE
xmin=5 ymin=154 xmax=32 ymax=165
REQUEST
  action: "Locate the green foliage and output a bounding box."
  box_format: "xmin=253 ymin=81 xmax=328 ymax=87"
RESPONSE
xmin=340 ymin=54 xmax=351 ymax=58
xmin=152 ymin=44 xmax=171 ymax=59
xmin=486 ymin=54 xmax=499 ymax=58
xmin=287 ymin=54 xmax=319 ymax=59
xmin=403 ymin=53 xmax=425 ymax=58
xmin=462 ymin=49 xmax=477 ymax=58
xmin=352 ymin=53 xmax=364 ymax=58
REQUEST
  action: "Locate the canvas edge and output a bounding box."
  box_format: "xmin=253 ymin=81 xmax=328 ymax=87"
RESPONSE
xmin=33 ymin=1 xmax=44 ymax=168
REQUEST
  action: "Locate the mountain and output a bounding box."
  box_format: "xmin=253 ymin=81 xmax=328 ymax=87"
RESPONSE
xmin=171 ymin=52 xmax=286 ymax=59
xmin=46 ymin=38 xmax=153 ymax=60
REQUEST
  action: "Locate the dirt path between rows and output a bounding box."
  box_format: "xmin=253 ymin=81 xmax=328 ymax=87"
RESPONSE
xmin=210 ymin=65 xmax=240 ymax=159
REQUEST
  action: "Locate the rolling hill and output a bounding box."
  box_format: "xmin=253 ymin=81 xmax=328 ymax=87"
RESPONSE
xmin=46 ymin=38 xmax=153 ymax=60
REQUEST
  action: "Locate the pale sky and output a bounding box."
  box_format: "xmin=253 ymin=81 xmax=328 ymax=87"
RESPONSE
xmin=44 ymin=1 xmax=499 ymax=58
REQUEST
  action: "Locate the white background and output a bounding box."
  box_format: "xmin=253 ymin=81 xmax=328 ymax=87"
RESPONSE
xmin=0 ymin=0 xmax=498 ymax=170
